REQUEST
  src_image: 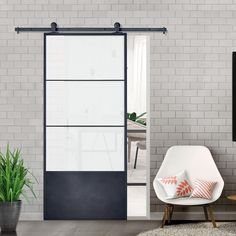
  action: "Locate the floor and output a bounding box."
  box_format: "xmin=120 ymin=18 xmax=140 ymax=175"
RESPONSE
xmin=127 ymin=186 xmax=146 ymax=216
xmin=4 ymin=220 xmax=160 ymax=236
xmin=127 ymin=142 xmax=147 ymax=217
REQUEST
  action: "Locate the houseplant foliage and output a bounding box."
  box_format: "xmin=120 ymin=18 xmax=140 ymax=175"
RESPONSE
xmin=0 ymin=145 xmax=36 ymax=232
xmin=127 ymin=112 xmax=147 ymax=125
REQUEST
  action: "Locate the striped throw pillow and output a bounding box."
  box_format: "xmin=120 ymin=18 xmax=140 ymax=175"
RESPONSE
xmin=191 ymin=179 xmax=217 ymax=200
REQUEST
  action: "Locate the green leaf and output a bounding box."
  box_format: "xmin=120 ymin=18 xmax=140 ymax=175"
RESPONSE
xmin=136 ymin=112 xmax=147 ymax=120
xmin=129 ymin=112 xmax=136 ymax=121
xmin=136 ymin=119 xmax=146 ymax=126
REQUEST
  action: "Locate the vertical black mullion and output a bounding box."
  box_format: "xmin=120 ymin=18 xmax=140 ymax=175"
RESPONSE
xmin=43 ymin=33 xmax=47 ymax=219
xmin=233 ymin=52 xmax=236 ymax=141
xmin=124 ymin=33 xmax=127 ymax=219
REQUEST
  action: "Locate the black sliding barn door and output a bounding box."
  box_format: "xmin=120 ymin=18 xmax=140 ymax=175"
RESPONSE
xmin=44 ymin=33 xmax=127 ymax=219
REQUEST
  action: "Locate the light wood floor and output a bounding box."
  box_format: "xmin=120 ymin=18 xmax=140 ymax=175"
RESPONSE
xmin=2 ymin=220 xmax=160 ymax=236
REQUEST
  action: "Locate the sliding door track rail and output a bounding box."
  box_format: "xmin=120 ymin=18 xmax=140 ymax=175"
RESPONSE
xmin=15 ymin=22 xmax=167 ymax=34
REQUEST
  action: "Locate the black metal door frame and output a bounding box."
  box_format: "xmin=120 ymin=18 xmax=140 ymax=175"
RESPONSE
xmin=44 ymin=33 xmax=127 ymax=219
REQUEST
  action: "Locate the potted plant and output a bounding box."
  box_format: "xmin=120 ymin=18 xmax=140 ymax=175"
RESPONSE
xmin=127 ymin=112 xmax=147 ymax=125
xmin=0 ymin=145 xmax=37 ymax=232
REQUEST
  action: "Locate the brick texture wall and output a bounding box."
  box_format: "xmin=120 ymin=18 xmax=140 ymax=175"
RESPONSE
xmin=1 ymin=0 xmax=236 ymax=217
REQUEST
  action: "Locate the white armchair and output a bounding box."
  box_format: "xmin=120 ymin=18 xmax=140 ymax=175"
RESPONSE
xmin=153 ymin=146 xmax=224 ymax=228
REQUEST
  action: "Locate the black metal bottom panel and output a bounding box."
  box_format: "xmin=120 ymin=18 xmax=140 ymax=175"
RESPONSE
xmin=44 ymin=172 xmax=126 ymax=220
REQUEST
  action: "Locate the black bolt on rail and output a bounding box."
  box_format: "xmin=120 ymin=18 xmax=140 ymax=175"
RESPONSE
xmin=114 ymin=22 xmax=121 ymax=33
xmin=50 ymin=22 xmax=57 ymax=33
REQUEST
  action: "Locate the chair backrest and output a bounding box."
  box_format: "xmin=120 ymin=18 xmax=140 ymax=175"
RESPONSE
xmin=154 ymin=146 xmax=224 ymax=202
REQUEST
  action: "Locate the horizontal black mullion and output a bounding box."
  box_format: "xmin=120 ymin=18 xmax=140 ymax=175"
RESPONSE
xmin=127 ymin=183 xmax=146 ymax=186
xmin=45 ymin=171 xmax=126 ymax=174
xmin=46 ymin=79 xmax=125 ymax=82
xmin=46 ymin=125 xmax=125 ymax=128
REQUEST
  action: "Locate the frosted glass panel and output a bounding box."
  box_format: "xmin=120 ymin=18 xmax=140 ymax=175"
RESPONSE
xmin=46 ymin=127 xmax=124 ymax=171
xmin=46 ymin=81 xmax=124 ymax=125
xmin=46 ymin=35 xmax=124 ymax=80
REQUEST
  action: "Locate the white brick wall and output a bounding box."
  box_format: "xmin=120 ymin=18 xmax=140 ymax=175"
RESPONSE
xmin=1 ymin=0 xmax=236 ymax=216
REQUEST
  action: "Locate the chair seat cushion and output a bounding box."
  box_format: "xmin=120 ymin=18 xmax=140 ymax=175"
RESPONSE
xmin=162 ymin=197 xmax=213 ymax=206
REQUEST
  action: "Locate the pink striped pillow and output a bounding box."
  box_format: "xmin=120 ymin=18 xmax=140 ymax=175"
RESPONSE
xmin=191 ymin=179 xmax=217 ymax=200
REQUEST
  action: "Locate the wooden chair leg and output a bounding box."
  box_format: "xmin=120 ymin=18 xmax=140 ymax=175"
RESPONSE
xmin=203 ymin=205 xmax=209 ymax=221
xmin=134 ymin=147 xmax=139 ymax=169
xmin=207 ymin=205 xmax=217 ymax=228
xmin=161 ymin=205 xmax=168 ymax=228
xmin=166 ymin=205 xmax=170 ymax=224
xmin=167 ymin=205 xmax=171 ymax=224
xmin=168 ymin=205 xmax=174 ymax=223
